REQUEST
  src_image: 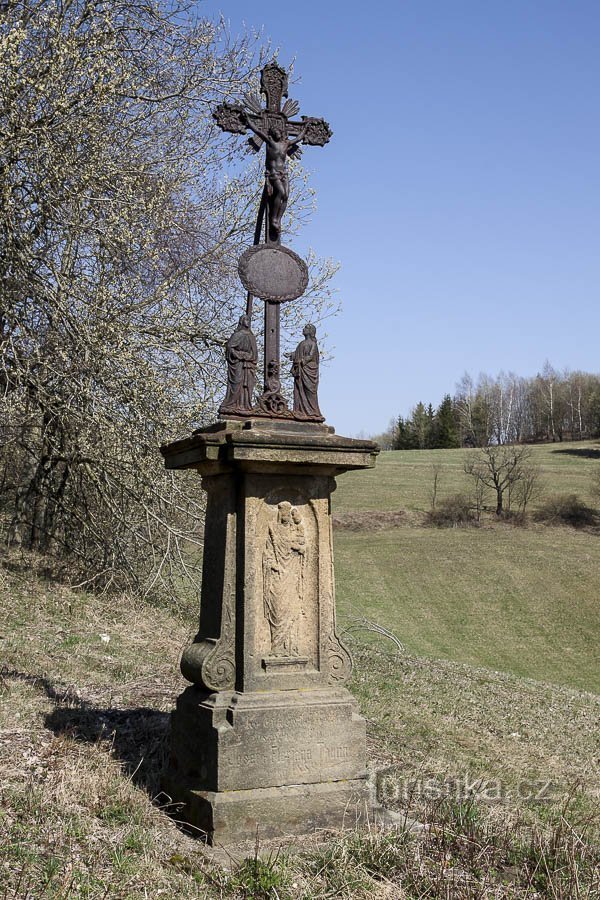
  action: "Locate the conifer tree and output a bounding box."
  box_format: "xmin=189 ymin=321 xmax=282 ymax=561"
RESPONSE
xmin=433 ymin=395 xmax=460 ymax=449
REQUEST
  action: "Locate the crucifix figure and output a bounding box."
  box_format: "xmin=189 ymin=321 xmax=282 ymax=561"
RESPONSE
xmin=214 ymin=63 xmax=331 ymax=418
xmin=214 ymin=62 xmax=332 ymax=245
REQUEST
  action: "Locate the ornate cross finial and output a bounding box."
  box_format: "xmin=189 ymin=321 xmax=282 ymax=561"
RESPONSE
xmin=260 ymin=61 xmax=288 ymax=113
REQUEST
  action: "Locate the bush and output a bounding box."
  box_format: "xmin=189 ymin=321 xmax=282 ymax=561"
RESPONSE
xmin=499 ymin=509 xmax=529 ymax=526
xmin=426 ymin=493 xmax=477 ymax=527
xmin=534 ymin=494 xmax=599 ymax=529
xmin=592 ymin=465 xmax=600 ymax=501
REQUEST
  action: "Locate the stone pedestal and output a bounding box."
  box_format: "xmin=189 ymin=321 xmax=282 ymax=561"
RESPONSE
xmin=160 ymin=419 xmax=378 ymax=844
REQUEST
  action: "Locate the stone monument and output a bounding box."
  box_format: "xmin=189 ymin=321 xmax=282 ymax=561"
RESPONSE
xmin=160 ymin=61 xmax=378 ymax=845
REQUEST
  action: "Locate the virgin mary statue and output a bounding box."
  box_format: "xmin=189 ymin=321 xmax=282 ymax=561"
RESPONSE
xmin=289 ymin=324 xmax=323 ymax=420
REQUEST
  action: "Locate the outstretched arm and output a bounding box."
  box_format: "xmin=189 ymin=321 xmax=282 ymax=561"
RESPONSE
xmin=287 ymin=123 xmax=307 ymax=148
xmin=245 ymin=114 xmax=269 ymax=144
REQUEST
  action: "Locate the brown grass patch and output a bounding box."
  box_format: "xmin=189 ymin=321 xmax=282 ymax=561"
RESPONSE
xmin=333 ymin=509 xmax=409 ymax=531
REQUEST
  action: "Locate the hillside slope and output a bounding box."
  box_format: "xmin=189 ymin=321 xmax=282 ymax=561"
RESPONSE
xmin=333 ymin=441 xmax=600 ymax=694
xmin=1 ymin=559 xmax=598 ymax=897
xmin=334 ymin=440 xmax=599 ymax=513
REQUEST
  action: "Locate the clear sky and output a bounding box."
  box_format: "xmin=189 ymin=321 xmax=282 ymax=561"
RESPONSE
xmin=202 ymin=0 xmax=600 ymax=436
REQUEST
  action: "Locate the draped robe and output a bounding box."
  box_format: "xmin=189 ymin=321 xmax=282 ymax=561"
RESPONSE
xmin=290 ymin=335 xmax=322 ymax=418
xmin=263 ymin=518 xmax=305 ymax=656
xmin=221 ymin=325 xmax=257 ymax=412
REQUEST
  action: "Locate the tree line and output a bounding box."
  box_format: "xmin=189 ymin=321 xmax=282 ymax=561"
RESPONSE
xmin=386 ymin=365 xmax=600 ymax=450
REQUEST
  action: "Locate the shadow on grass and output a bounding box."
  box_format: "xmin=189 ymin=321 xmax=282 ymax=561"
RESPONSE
xmin=550 ymin=446 xmax=600 ymax=459
xmin=0 ymin=550 xmax=80 ymax=589
xmin=2 ymin=669 xmax=170 ymax=798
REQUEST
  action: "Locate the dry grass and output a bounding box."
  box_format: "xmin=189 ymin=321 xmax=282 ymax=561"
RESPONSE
xmin=350 ymin=645 xmax=600 ymax=835
xmin=2 ymin=555 xmax=599 ymax=897
xmin=0 ymin=556 xmax=212 ymax=898
xmin=332 ymin=510 xmax=410 ymax=532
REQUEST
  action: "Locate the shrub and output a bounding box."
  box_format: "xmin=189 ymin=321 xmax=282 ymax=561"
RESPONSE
xmin=534 ymin=494 xmax=598 ymax=528
xmin=425 ymin=493 xmax=477 ymax=527
xmin=499 ymin=509 xmax=529 ymax=526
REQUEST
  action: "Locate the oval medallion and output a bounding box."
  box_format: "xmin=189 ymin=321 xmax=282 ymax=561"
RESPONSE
xmin=238 ymin=244 xmax=309 ymax=302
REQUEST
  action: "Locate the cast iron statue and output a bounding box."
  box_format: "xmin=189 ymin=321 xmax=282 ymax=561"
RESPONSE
xmin=214 ymin=62 xmax=332 ymax=244
xmin=219 ymin=315 xmax=258 ymax=416
xmin=214 ymin=62 xmax=331 ymax=420
xmin=289 ymin=324 xmax=323 ymax=420
xmin=244 ymin=117 xmax=305 ymax=244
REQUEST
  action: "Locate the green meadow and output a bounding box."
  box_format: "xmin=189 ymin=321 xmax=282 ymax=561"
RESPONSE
xmin=334 ymin=441 xmax=600 ymax=694
xmin=334 ymin=441 xmax=598 ymax=513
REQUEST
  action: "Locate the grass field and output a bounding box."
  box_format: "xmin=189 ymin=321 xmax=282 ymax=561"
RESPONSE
xmin=334 ymin=440 xmax=600 ymax=513
xmin=333 ymin=440 xmax=600 ymax=695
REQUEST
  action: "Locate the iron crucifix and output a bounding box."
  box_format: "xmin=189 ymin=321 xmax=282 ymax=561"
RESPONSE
xmin=214 ymin=62 xmax=331 ymax=418
xmin=214 ymin=62 xmax=332 ymax=245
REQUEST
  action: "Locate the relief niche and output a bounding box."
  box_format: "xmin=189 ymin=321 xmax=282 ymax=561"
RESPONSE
xmin=262 ymin=500 xmax=309 ymax=658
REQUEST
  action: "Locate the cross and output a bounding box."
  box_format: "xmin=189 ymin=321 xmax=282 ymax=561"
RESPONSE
xmin=214 ymin=62 xmax=332 ymax=417
xmin=214 ymin=62 xmax=332 ymax=246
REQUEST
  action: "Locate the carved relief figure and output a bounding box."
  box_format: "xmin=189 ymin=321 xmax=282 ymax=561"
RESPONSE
xmin=263 ymin=502 xmax=306 ymax=656
xmin=219 ymin=315 xmax=257 ymax=415
xmin=289 ymin=324 xmax=323 ymax=420
xmin=291 ymin=506 xmax=305 ymax=603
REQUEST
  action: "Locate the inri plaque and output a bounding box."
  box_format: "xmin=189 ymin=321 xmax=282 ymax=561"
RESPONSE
xmin=238 ymin=244 xmax=309 ymax=303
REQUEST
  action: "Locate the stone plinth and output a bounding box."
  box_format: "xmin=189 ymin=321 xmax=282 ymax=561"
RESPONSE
xmin=160 ymin=419 xmax=378 ymax=844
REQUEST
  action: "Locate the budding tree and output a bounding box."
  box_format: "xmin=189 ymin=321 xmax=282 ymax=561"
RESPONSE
xmin=0 ymin=0 xmax=336 ymax=595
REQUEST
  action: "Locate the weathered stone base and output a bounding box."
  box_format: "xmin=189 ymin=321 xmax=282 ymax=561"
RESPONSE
xmin=162 ymin=686 xmax=369 ymax=843
xmin=166 ymin=687 xmax=367 ymax=792
xmin=160 ymin=421 xmax=379 ymax=844
xmin=162 ymin=778 xmax=371 ymax=845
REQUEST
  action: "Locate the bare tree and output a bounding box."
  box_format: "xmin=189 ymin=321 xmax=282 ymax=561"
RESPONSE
xmin=370 ymin=418 xmax=398 ymax=451
xmin=509 ymin=464 xmax=542 ymax=513
xmin=531 ymin=362 xmax=569 ymax=442
xmin=455 ymin=372 xmax=494 ymax=447
xmin=429 ymin=463 xmax=442 ymax=510
xmin=454 ymin=372 xmax=476 ymax=445
xmin=0 ymin=1 xmax=336 ymax=595
xmin=470 ymin=469 xmax=487 ymax=522
xmin=464 ymin=445 xmax=538 ymax=516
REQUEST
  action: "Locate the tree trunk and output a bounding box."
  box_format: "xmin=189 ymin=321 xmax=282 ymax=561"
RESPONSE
xmin=7 ymin=416 xmax=43 ymax=548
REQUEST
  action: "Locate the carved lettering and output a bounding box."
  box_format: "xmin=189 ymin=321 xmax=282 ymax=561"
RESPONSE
xmin=319 ymin=744 xmax=350 ymax=764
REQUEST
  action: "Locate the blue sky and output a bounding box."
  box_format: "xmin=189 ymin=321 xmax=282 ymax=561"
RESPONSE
xmin=202 ymin=0 xmax=600 ymax=436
